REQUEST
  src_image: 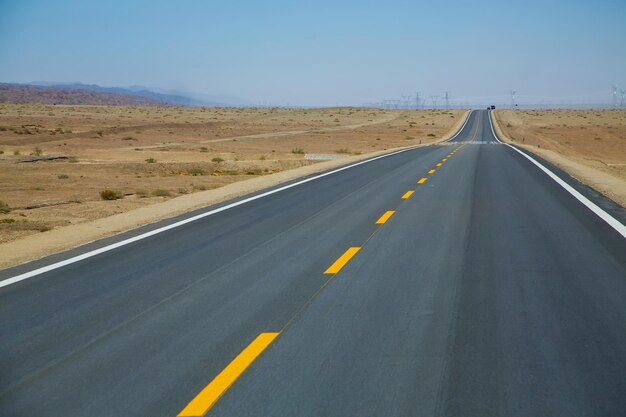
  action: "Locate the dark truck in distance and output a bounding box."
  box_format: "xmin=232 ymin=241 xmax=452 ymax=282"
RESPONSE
xmin=488 ymin=105 xmax=496 ymax=109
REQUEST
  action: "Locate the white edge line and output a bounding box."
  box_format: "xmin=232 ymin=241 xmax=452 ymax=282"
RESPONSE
xmin=488 ymin=110 xmax=626 ymax=239
xmin=444 ymin=109 xmax=473 ymax=142
xmin=1 ymin=143 xmax=439 ymax=288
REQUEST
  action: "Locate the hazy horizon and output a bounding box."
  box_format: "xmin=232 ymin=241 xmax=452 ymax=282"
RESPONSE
xmin=1 ymin=0 xmax=625 ymax=107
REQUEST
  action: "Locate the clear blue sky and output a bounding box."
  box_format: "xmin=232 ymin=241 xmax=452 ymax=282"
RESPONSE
xmin=1 ymin=0 xmax=625 ymax=106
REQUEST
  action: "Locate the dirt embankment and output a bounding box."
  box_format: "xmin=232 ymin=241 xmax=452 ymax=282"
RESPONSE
xmin=0 ymin=105 xmax=468 ymax=268
xmin=492 ymin=109 xmax=626 ymax=207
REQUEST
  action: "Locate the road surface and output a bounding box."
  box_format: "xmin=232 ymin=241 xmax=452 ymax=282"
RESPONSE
xmin=1 ymin=110 xmax=625 ymax=416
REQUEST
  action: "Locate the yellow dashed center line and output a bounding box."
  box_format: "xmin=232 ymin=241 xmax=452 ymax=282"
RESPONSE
xmin=324 ymin=247 xmax=361 ymax=274
xmin=178 ymin=143 xmax=470 ymax=416
xmin=375 ymin=210 xmax=396 ymax=225
xmin=177 ymin=332 xmax=280 ymax=417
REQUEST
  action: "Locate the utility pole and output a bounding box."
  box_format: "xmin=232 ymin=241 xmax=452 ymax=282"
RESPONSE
xmin=621 ymin=89 xmax=626 ymax=108
xmin=510 ymin=90 xmax=516 ymax=109
xmin=444 ymin=91 xmax=450 ymax=109
xmin=612 ymin=85 xmax=618 ymax=108
xmin=415 ymin=92 xmax=420 ymax=109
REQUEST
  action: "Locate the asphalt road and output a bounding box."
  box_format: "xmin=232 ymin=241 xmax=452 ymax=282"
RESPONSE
xmin=1 ymin=110 xmax=625 ymax=416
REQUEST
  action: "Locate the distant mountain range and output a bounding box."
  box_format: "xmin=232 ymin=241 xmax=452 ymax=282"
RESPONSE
xmin=0 ymin=82 xmax=247 ymax=107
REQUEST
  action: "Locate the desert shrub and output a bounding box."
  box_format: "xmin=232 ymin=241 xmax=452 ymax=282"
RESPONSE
xmin=32 ymin=147 xmax=43 ymax=156
xmin=0 ymin=149 xmax=4 ymax=154
xmin=0 ymin=218 xmax=15 ymax=224
xmin=152 ymin=189 xmax=171 ymax=197
xmin=122 ymin=136 xmax=136 ymax=141
xmin=291 ymin=148 xmax=305 ymax=154
xmin=211 ymin=157 xmax=224 ymax=163
xmin=57 ymin=174 xmax=69 ymax=179
xmin=199 ymin=147 xmax=208 ymax=152
xmin=427 ymin=133 xmax=436 ymax=137
xmin=0 ymin=200 xmax=11 ymax=213
xmin=100 ymin=189 xmax=124 ymax=200
xmin=145 ymin=158 xmax=157 ymax=163
xmin=135 ymin=190 xmax=149 ymax=198
xmin=187 ymin=167 xmax=205 ymax=176
xmin=14 ymin=150 xmax=21 ymax=156
xmin=335 ymin=148 xmax=351 ymax=154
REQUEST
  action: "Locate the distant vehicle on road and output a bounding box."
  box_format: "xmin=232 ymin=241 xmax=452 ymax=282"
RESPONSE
xmin=490 ymin=105 xmax=496 ymax=109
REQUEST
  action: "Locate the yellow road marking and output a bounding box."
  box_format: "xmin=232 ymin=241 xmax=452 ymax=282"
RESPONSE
xmin=428 ymin=169 xmax=436 ymax=174
xmin=324 ymin=247 xmax=361 ymax=274
xmin=177 ymin=332 xmax=279 ymax=417
xmin=376 ymin=210 xmax=396 ymax=224
xmin=401 ymin=190 xmax=414 ymax=199
xmin=436 ymin=163 xmax=442 ymax=167
xmin=442 ymin=158 xmax=448 ymax=162
xmin=417 ymin=177 xmax=427 ymax=184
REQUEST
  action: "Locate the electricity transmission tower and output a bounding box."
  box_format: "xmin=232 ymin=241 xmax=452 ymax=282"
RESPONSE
xmin=430 ymin=95 xmax=439 ymax=109
xmin=415 ymin=92 xmax=420 ymax=109
xmin=401 ymin=95 xmax=412 ymax=109
xmin=444 ymin=91 xmax=450 ymax=109
xmin=510 ymin=90 xmax=516 ymax=109
xmin=621 ymin=89 xmax=626 ymax=108
xmin=612 ymin=85 xmax=619 ymax=108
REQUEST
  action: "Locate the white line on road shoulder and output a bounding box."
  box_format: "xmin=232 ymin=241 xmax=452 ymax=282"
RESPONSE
xmin=488 ymin=111 xmax=626 ymax=239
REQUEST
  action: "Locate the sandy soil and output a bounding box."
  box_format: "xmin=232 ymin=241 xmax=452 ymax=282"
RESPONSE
xmin=492 ymin=109 xmax=626 ymax=207
xmin=0 ymin=105 xmax=468 ymax=267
